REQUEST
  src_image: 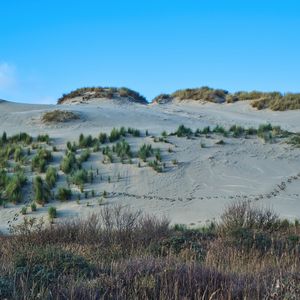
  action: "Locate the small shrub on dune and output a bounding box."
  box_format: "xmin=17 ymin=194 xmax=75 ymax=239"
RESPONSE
xmin=113 ymin=140 xmax=132 ymax=161
xmin=37 ymin=134 xmax=50 ymax=144
xmin=48 ymin=206 xmax=57 ymax=220
xmin=33 ymin=176 xmax=50 ymax=205
xmin=70 ymin=169 xmax=88 ymax=187
xmin=32 ymin=148 xmax=52 ymax=173
xmin=45 ymin=166 xmax=58 ymax=189
xmin=60 ymin=151 xmax=79 ymax=174
xmin=175 ymin=125 xmax=193 ymax=137
xmin=78 ymin=149 xmax=90 ymax=164
xmin=5 ymin=171 xmax=27 ymax=204
xmin=138 ymin=144 xmax=153 ymax=161
xmin=109 ymin=128 xmax=121 ymax=142
xmin=98 ymin=132 xmax=108 ymax=144
xmin=42 ymin=110 xmax=80 ymax=123
xmin=57 ymin=187 xmax=72 ymax=201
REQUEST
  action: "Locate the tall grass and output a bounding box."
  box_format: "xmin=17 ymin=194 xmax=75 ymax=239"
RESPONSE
xmin=0 ymin=203 xmax=298 ymax=299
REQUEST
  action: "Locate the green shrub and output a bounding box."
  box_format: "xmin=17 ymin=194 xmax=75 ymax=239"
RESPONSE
xmin=99 ymin=132 xmax=107 ymax=144
xmin=57 ymin=187 xmax=72 ymax=201
xmin=138 ymin=144 xmax=153 ymax=161
xmin=31 ymin=202 xmax=37 ymax=212
xmin=71 ymin=169 xmax=88 ymax=187
xmin=5 ymin=171 xmax=27 ymax=204
xmin=37 ymin=134 xmax=50 ymax=144
xmin=175 ymin=125 xmax=193 ymax=137
xmin=109 ymin=128 xmax=121 ymax=142
xmin=45 ymin=167 xmax=58 ymax=189
xmin=33 ymin=176 xmax=50 ymax=205
xmin=60 ymin=152 xmax=79 ymax=174
xmin=32 ymin=149 xmax=52 ymax=173
xmin=113 ymin=140 xmax=132 ymax=160
xmin=78 ymin=149 xmax=90 ymax=163
xmin=48 ymin=206 xmax=57 ymax=219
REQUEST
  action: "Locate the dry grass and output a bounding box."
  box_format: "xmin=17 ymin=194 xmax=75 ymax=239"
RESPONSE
xmin=57 ymin=87 xmax=147 ymax=105
xmin=41 ymin=110 xmax=80 ymax=123
xmin=0 ymin=203 xmax=299 ymax=299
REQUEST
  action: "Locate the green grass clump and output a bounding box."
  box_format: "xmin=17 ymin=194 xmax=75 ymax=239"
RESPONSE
xmin=37 ymin=134 xmax=50 ymax=144
xmin=175 ymin=125 xmax=193 ymax=137
xmin=78 ymin=149 xmax=90 ymax=164
xmin=138 ymin=144 xmax=153 ymax=161
xmin=33 ymin=176 xmax=50 ymax=205
xmin=229 ymin=125 xmax=246 ymax=137
xmin=5 ymin=171 xmax=27 ymax=204
xmin=148 ymin=159 xmax=163 ymax=172
xmin=32 ymin=148 xmax=52 ymax=173
xmin=48 ymin=207 xmax=57 ymax=220
xmin=70 ymin=169 xmax=88 ymax=187
xmin=109 ymin=128 xmax=121 ymax=142
xmin=78 ymin=134 xmax=97 ymax=148
xmin=57 ymin=187 xmax=72 ymax=201
xmin=127 ymin=127 xmax=141 ymax=137
xmin=45 ymin=167 xmax=58 ymax=189
xmin=60 ymin=152 xmax=80 ymax=174
xmin=113 ymin=140 xmax=132 ymax=161
xmin=98 ymin=132 xmax=108 ymax=144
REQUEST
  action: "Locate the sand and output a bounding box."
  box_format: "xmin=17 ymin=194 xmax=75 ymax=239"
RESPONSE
xmin=0 ymin=99 xmax=300 ymax=233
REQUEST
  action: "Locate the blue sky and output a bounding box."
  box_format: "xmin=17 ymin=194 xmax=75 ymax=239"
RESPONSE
xmin=0 ymin=1 xmax=299 ymax=103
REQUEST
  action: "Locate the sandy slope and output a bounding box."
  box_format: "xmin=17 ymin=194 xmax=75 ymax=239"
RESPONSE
xmin=0 ymin=99 xmax=300 ymax=233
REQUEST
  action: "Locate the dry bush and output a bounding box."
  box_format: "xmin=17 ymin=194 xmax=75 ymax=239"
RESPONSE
xmin=57 ymin=87 xmax=147 ymax=104
xmin=1 ymin=203 xmax=299 ymax=299
xmin=41 ymin=110 xmax=80 ymax=123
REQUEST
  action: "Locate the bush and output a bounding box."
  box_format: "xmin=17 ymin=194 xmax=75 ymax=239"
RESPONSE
xmin=57 ymin=187 xmax=72 ymax=201
xmin=113 ymin=140 xmax=132 ymax=160
xmin=220 ymin=201 xmax=280 ymax=235
xmin=70 ymin=169 xmax=88 ymax=187
xmin=33 ymin=176 xmax=50 ymax=205
xmin=78 ymin=149 xmax=90 ymax=163
xmin=98 ymin=132 xmax=107 ymax=144
xmin=45 ymin=167 xmax=58 ymax=189
xmin=13 ymin=246 xmax=92 ymax=292
xmin=138 ymin=144 xmax=153 ymax=161
xmin=48 ymin=207 xmax=57 ymax=219
xmin=31 ymin=202 xmax=37 ymax=212
xmin=5 ymin=171 xmax=27 ymax=204
xmin=60 ymin=152 xmax=79 ymax=174
xmin=32 ymin=148 xmax=52 ymax=173
xmin=37 ymin=134 xmax=50 ymax=144
xmin=175 ymin=125 xmax=193 ymax=137
xmin=42 ymin=110 xmax=79 ymax=123
xmin=109 ymin=128 xmax=121 ymax=142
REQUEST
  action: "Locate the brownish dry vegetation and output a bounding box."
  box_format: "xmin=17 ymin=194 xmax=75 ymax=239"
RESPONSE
xmin=42 ymin=110 xmax=80 ymax=123
xmin=57 ymin=87 xmax=147 ymax=105
xmin=0 ymin=202 xmax=299 ymax=299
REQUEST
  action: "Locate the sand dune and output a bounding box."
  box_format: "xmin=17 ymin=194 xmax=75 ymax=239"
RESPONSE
xmin=0 ymin=99 xmax=300 ymax=233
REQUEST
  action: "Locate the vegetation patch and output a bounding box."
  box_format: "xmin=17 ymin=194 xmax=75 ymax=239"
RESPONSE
xmin=42 ymin=110 xmax=80 ymax=123
xmin=57 ymin=87 xmax=147 ymax=104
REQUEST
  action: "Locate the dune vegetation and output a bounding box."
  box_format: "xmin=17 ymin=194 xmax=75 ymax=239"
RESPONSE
xmin=57 ymin=87 xmax=148 ymax=105
xmin=41 ymin=110 xmax=80 ymax=123
xmin=151 ymin=86 xmax=300 ymax=111
xmin=0 ymin=202 xmax=299 ymax=299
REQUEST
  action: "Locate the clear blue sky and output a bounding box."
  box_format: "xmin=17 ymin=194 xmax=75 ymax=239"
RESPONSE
xmin=0 ymin=1 xmax=299 ymax=104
